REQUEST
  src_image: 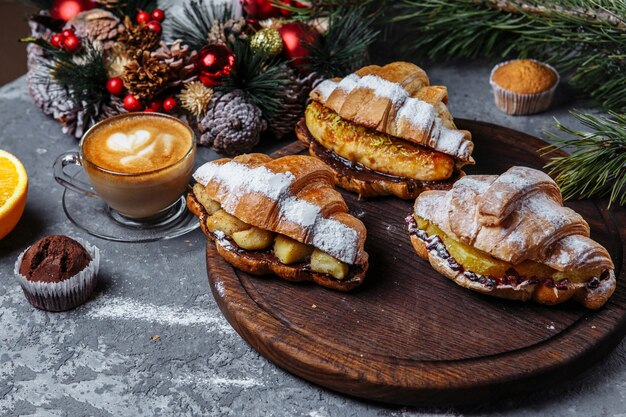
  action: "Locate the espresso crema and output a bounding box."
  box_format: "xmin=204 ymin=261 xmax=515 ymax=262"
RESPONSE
xmin=82 ymin=114 xmax=192 ymax=174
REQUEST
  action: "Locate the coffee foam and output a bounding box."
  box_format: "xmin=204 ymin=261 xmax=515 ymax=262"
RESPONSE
xmin=83 ymin=115 xmax=192 ymax=174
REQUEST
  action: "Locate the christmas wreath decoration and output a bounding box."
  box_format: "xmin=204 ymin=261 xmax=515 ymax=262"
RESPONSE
xmin=21 ymin=0 xmax=379 ymax=155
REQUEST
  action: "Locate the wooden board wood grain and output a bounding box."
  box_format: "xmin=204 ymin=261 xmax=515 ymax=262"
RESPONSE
xmin=205 ymin=119 xmax=626 ymax=406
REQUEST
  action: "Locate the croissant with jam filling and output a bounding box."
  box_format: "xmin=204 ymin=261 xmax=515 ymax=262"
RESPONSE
xmin=296 ymin=61 xmax=474 ymax=199
xmin=187 ymin=153 xmax=368 ymax=291
xmin=407 ymin=166 xmax=616 ymax=309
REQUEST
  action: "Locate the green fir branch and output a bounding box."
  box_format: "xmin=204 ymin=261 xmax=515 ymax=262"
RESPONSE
xmin=542 ymin=111 xmax=626 ymax=207
xmin=308 ymin=7 xmax=379 ymax=78
xmin=166 ymin=0 xmax=234 ymax=50
xmin=21 ymin=37 xmax=109 ymax=113
xmin=219 ymin=39 xmax=291 ymax=119
xmin=393 ymin=0 xmax=626 ymax=112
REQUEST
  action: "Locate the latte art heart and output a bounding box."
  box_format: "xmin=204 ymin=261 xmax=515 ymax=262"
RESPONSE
xmin=107 ymin=130 xmax=152 ymax=153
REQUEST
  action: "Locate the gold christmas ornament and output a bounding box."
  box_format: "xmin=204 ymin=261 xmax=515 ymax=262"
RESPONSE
xmin=250 ymin=28 xmax=283 ymax=57
xmin=179 ymin=81 xmax=214 ymax=116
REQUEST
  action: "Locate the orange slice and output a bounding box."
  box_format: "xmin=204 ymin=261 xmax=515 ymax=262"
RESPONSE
xmin=0 ymin=149 xmax=28 ymax=240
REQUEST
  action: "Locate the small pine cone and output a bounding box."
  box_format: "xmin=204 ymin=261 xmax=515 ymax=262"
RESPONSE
xmin=223 ymin=18 xmax=249 ymax=43
xmin=65 ymin=9 xmax=123 ymax=51
xmin=151 ymin=40 xmax=198 ymax=88
xmin=197 ymin=90 xmax=267 ymax=155
xmin=269 ymin=70 xmax=321 ymax=139
xmin=207 ymin=21 xmax=227 ymax=45
xmin=100 ymin=95 xmax=128 ymax=119
xmin=27 ymin=13 xmax=54 ymax=71
xmin=122 ymin=50 xmax=170 ymax=101
xmin=207 ymin=18 xmax=249 ymax=45
xmin=118 ymin=16 xmax=160 ymax=56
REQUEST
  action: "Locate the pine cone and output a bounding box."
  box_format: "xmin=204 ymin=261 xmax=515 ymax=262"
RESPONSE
xmin=269 ymin=70 xmax=321 ymax=139
xmin=197 ymin=90 xmax=267 ymax=155
xmin=65 ymin=9 xmax=123 ymax=51
xmin=118 ymin=16 xmax=160 ymax=56
xmin=27 ymin=13 xmax=54 ymax=71
xmin=207 ymin=18 xmax=249 ymax=45
xmin=151 ymin=40 xmax=198 ymax=88
xmin=122 ymin=50 xmax=170 ymax=101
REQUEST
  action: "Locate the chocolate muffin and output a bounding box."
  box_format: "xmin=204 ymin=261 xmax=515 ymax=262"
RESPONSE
xmin=14 ymin=235 xmax=100 ymax=311
xmin=19 ymin=235 xmax=91 ymax=283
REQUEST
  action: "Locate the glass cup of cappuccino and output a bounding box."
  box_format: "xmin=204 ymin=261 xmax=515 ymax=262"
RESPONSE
xmin=54 ymin=112 xmax=196 ymax=222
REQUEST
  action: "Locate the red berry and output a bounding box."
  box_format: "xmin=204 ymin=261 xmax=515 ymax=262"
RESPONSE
xmin=147 ymin=99 xmax=163 ymax=112
xmin=61 ymin=28 xmax=75 ymax=38
xmin=151 ymin=9 xmax=165 ymax=22
xmin=163 ymin=97 xmax=178 ymax=113
xmin=50 ymin=33 xmax=65 ymax=48
xmin=123 ymin=94 xmax=143 ymax=112
xmin=106 ymin=77 xmax=124 ymax=96
xmin=146 ymin=20 xmax=162 ymax=34
xmin=136 ymin=10 xmax=150 ymax=24
xmin=62 ymin=34 xmax=81 ymax=52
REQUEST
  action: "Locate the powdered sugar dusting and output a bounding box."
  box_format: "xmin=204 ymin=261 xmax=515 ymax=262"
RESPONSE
xmin=193 ymin=161 xmax=360 ymax=263
xmin=315 ymin=80 xmax=337 ymax=102
xmin=397 ymin=98 xmax=434 ymax=129
xmin=358 ymin=75 xmax=408 ymax=106
xmin=281 ymin=197 xmax=319 ymax=227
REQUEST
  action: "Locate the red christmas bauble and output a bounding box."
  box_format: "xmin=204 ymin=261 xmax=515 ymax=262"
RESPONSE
xmin=151 ymin=9 xmax=165 ymax=22
xmin=196 ymin=44 xmax=236 ymax=87
xmin=241 ymin=0 xmax=293 ymax=19
xmin=146 ymin=20 xmax=162 ymax=34
xmin=62 ymin=34 xmax=81 ymax=52
xmin=106 ymin=77 xmax=124 ymax=96
xmin=278 ymin=22 xmax=318 ymax=72
xmin=136 ymin=11 xmax=150 ymax=24
xmin=147 ymin=99 xmax=163 ymax=112
xmin=163 ymin=98 xmax=178 ymax=113
xmin=50 ymin=0 xmax=94 ymax=22
xmin=123 ymin=94 xmax=143 ymax=112
xmin=50 ymin=33 xmax=64 ymax=48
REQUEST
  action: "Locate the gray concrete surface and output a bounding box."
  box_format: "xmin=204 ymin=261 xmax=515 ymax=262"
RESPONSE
xmin=1 ymin=63 xmax=625 ymax=417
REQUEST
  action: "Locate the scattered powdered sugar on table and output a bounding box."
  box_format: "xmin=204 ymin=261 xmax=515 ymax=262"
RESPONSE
xmin=83 ymin=295 xmax=231 ymax=330
xmin=193 ymin=161 xmax=360 ymax=264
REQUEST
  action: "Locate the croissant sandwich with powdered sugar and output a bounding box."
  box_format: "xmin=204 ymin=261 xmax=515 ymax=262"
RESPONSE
xmin=187 ymin=153 xmax=368 ymax=291
xmin=296 ymin=61 xmax=474 ymax=199
xmin=407 ymin=166 xmax=615 ymax=309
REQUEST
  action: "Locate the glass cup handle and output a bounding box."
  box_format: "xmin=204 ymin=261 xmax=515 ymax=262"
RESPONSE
xmin=53 ymin=152 xmax=98 ymax=197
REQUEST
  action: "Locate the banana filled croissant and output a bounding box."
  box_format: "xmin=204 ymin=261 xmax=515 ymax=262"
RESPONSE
xmin=187 ymin=154 xmax=368 ymax=291
xmin=296 ymin=62 xmax=474 ymax=199
xmin=407 ymin=166 xmax=615 ymax=309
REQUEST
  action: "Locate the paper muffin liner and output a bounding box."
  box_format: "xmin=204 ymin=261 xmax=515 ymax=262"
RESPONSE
xmin=14 ymin=237 xmax=100 ymax=312
xmin=489 ymin=60 xmax=559 ymax=115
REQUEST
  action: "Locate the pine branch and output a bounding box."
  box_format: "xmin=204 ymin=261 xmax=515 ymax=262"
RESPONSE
xmin=542 ymin=111 xmax=626 ymax=207
xmin=166 ymin=0 xmax=234 ymax=51
xmin=219 ymin=39 xmax=292 ymax=119
xmin=21 ymin=37 xmax=109 ymax=109
xmin=308 ymin=6 xmax=379 ymax=78
xmin=393 ymin=0 xmax=626 ymax=112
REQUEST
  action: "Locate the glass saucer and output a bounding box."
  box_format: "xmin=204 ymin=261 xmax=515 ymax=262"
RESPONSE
xmin=61 ymin=171 xmax=199 ymax=243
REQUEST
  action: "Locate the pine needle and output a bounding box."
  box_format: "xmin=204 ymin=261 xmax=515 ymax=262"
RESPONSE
xmin=542 ymin=111 xmax=626 ymax=207
xmin=166 ymin=0 xmax=234 ymax=51
xmin=393 ymin=0 xmax=626 ymax=112
xmin=219 ymin=39 xmax=291 ymax=119
xmin=308 ymin=6 xmax=379 ymax=78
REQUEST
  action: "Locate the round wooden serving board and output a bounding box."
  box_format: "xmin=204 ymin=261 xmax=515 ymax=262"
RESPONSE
xmin=206 ymin=119 xmax=626 ymax=406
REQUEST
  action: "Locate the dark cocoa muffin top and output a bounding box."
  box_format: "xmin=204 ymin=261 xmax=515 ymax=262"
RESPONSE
xmin=19 ymin=235 xmax=91 ymax=283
